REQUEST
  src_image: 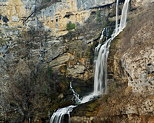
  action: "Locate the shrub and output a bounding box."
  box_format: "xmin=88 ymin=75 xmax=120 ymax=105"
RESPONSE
xmin=66 ymin=22 xmax=76 ymax=31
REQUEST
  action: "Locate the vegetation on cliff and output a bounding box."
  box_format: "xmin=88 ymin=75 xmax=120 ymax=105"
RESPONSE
xmin=66 ymin=22 xmax=76 ymax=31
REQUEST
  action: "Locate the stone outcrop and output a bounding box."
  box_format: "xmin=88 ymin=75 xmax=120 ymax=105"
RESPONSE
xmin=2 ymin=0 xmax=154 ymax=36
xmin=122 ymin=47 xmax=154 ymax=94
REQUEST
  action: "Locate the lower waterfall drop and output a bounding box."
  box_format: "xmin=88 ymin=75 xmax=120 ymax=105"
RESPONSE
xmin=50 ymin=0 xmax=130 ymax=122
xmin=50 ymin=105 xmax=76 ymax=123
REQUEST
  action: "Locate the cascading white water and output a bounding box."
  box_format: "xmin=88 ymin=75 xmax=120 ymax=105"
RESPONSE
xmin=94 ymin=39 xmax=109 ymax=95
xmin=93 ymin=0 xmax=130 ymax=96
xmin=50 ymin=105 xmax=76 ymax=123
xmin=119 ymin=0 xmax=130 ymax=31
xmin=50 ymin=0 xmax=130 ymax=122
xmin=70 ymin=82 xmax=81 ymax=104
xmin=50 ymin=82 xmax=79 ymax=123
xmin=115 ymin=0 xmax=119 ymax=34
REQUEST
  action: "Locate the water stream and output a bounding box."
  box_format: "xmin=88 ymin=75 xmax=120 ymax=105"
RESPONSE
xmin=50 ymin=0 xmax=130 ymax=122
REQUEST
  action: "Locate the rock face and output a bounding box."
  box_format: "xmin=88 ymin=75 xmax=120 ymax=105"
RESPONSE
xmin=122 ymin=47 xmax=154 ymax=94
xmin=0 ymin=0 xmax=41 ymax=26
xmin=76 ymin=0 xmax=115 ymax=10
xmin=0 ymin=0 xmax=115 ymax=35
xmin=37 ymin=1 xmax=91 ymax=35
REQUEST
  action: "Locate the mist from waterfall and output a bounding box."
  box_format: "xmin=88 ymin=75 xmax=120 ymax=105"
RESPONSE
xmin=50 ymin=0 xmax=130 ymax=122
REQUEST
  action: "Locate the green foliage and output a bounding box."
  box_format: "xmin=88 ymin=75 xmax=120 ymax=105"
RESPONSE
xmin=66 ymin=22 xmax=76 ymax=31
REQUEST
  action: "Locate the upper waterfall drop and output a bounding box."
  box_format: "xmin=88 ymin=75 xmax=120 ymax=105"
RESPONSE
xmin=115 ymin=0 xmax=119 ymax=34
xmin=119 ymin=0 xmax=130 ymax=31
xmin=93 ymin=0 xmax=130 ymax=96
xmin=50 ymin=0 xmax=130 ymax=122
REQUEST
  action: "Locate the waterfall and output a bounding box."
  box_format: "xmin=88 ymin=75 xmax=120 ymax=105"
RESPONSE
xmin=50 ymin=105 xmax=76 ymax=123
xmin=70 ymin=82 xmax=81 ymax=104
xmin=93 ymin=0 xmax=130 ymax=95
xmin=50 ymin=0 xmax=130 ymax=122
xmin=94 ymin=40 xmax=109 ymax=94
xmin=50 ymin=82 xmax=79 ymax=123
xmin=115 ymin=0 xmax=119 ymax=34
xmin=119 ymin=0 xmax=130 ymax=31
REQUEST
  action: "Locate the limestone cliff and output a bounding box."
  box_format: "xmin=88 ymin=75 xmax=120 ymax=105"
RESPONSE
xmin=0 ymin=0 xmax=154 ymax=123
xmin=0 ymin=0 xmax=115 ymax=35
xmin=0 ymin=0 xmax=41 ymax=26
